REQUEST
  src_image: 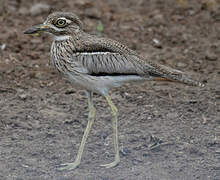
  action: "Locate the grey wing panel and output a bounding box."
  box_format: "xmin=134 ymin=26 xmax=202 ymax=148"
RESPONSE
xmin=75 ymin=53 xmax=145 ymax=75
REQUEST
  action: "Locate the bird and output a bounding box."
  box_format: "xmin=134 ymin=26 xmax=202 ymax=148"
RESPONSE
xmin=24 ymin=12 xmax=204 ymax=170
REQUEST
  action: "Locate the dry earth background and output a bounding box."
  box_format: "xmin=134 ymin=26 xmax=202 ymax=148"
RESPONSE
xmin=0 ymin=0 xmax=220 ymax=179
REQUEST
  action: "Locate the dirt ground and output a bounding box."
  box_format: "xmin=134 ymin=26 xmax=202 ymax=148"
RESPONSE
xmin=0 ymin=0 xmax=220 ymax=179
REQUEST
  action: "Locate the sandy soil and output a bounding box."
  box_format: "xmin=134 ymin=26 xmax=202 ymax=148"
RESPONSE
xmin=0 ymin=0 xmax=220 ymax=179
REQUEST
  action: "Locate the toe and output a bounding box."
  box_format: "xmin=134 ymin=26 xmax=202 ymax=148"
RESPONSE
xmin=57 ymin=162 xmax=80 ymax=171
xmin=100 ymin=160 xmax=119 ymax=168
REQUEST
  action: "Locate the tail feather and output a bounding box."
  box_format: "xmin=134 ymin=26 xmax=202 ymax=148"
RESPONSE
xmin=149 ymin=65 xmax=205 ymax=87
xmin=172 ymin=73 xmax=205 ymax=87
xmin=153 ymin=76 xmax=205 ymax=87
xmin=153 ymin=72 xmax=205 ymax=87
xmin=141 ymin=57 xmax=205 ymax=87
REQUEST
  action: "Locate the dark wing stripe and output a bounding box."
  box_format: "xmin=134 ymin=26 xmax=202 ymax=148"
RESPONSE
xmin=81 ymin=54 xmax=86 ymax=67
xmin=90 ymin=72 xmax=139 ymax=76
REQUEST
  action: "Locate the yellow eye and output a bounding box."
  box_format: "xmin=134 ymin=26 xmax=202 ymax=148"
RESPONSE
xmin=56 ymin=19 xmax=67 ymax=27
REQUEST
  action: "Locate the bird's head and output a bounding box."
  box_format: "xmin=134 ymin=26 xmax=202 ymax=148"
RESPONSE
xmin=24 ymin=12 xmax=83 ymax=37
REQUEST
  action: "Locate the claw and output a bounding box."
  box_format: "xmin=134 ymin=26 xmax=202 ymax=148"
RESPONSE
xmin=57 ymin=162 xmax=80 ymax=171
xmin=100 ymin=160 xmax=119 ymax=168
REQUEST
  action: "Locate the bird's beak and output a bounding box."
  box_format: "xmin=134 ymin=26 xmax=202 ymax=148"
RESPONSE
xmin=24 ymin=24 xmax=50 ymax=34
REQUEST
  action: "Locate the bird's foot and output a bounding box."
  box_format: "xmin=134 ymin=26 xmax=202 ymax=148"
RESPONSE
xmin=57 ymin=161 xmax=80 ymax=171
xmin=100 ymin=159 xmax=120 ymax=168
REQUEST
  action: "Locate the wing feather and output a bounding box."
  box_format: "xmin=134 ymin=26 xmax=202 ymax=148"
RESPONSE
xmin=74 ymin=52 xmax=147 ymax=76
xmin=64 ymin=34 xmax=204 ymax=86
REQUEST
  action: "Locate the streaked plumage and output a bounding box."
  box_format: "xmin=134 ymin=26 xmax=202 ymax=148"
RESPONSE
xmin=24 ymin=12 xmax=204 ymax=171
xmin=50 ymin=28 xmax=203 ymax=94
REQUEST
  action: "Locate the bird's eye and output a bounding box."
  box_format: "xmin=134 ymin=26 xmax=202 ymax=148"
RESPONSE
xmin=56 ymin=19 xmax=67 ymax=27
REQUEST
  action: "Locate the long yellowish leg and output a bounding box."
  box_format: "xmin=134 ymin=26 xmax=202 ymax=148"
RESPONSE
xmin=58 ymin=91 xmax=96 ymax=170
xmin=100 ymin=95 xmax=120 ymax=168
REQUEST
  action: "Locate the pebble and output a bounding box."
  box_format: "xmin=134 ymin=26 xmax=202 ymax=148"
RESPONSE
xmin=205 ymin=51 xmax=218 ymax=61
xmin=84 ymin=8 xmax=102 ymax=19
xmin=152 ymin=14 xmax=165 ymax=25
xmin=188 ymin=10 xmax=196 ymax=16
xmin=1 ymin=44 xmax=6 ymax=51
xmin=176 ymin=61 xmax=187 ymax=68
xmin=153 ymin=39 xmax=159 ymax=44
xmin=153 ymin=14 xmax=164 ymax=21
xmin=153 ymin=38 xmax=162 ymax=48
xmin=18 ymin=93 xmax=28 ymax=100
xmin=30 ymin=3 xmax=50 ymax=16
xmin=150 ymin=10 xmax=165 ymax=24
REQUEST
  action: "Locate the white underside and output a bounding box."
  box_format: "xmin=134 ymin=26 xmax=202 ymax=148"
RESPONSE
xmin=54 ymin=35 xmax=71 ymax=41
xmin=66 ymin=71 xmax=145 ymax=95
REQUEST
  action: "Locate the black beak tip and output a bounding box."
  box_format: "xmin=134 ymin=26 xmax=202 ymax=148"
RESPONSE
xmin=24 ymin=26 xmax=41 ymax=34
xmin=23 ymin=30 xmax=30 ymax=34
xmin=24 ymin=28 xmax=35 ymax=34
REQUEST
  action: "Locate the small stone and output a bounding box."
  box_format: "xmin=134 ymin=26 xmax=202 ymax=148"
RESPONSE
xmin=153 ymin=14 xmax=164 ymax=21
xmin=188 ymin=10 xmax=196 ymax=16
xmin=150 ymin=10 xmax=165 ymax=25
xmin=124 ymin=92 xmax=130 ymax=96
xmin=30 ymin=3 xmax=50 ymax=16
xmin=176 ymin=61 xmax=187 ymax=68
xmin=153 ymin=38 xmax=162 ymax=48
xmin=152 ymin=14 xmax=165 ymax=25
xmin=84 ymin=8 xmax=102 ymax=19
xmin=1 ymin=44 xmax=6 ymax=51
xmin=74 ymin=0 xmax=93 ymax=8
xmin=153 ymin=39 xmax=159 ymax=44
xmin=47 ymin=82 xmax=54 ymax=87
xmin=205 ymin=51 xmax=218 ymax=61
xmin=19 ymin=93 xmax=28 ymax=100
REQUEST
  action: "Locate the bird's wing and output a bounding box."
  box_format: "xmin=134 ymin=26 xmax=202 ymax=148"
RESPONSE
xmin=72 ymin=52 xmax=158 ymax=77
xmin=79 ymin=36 xmax=177 ymax=76
xmin=74 ymin=36 xmax=203 ymax=86
xmin=66 ymin=35 xmax=161 ymax=77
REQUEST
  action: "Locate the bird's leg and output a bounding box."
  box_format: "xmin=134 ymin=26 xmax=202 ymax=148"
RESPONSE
xmin=100 ymin=95 xmax=120 ymax=168
xmin=58 ymin=91 xmax=96 ymax=171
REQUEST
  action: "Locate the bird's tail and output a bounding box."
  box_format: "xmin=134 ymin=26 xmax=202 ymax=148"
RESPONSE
xmin=153 ymin=75 xmax=205 ymax=87
xmin=171 ymin=73 xmax=205 ymax=87
xmin=150 ymin=64 xmax=205 ymax=87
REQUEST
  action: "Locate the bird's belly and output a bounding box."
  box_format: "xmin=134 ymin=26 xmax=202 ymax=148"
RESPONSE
xmin=65 ymin=73 xmax=144 ymax=95
xmin=63 ymin=73 xmax=105 ymax=93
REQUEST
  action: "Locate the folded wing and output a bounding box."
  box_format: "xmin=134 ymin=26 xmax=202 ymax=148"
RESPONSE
xmin=75 ymin=52 xmax=159 ymax=77
xmin=70 ymin=35 xmax=204 ymax=87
